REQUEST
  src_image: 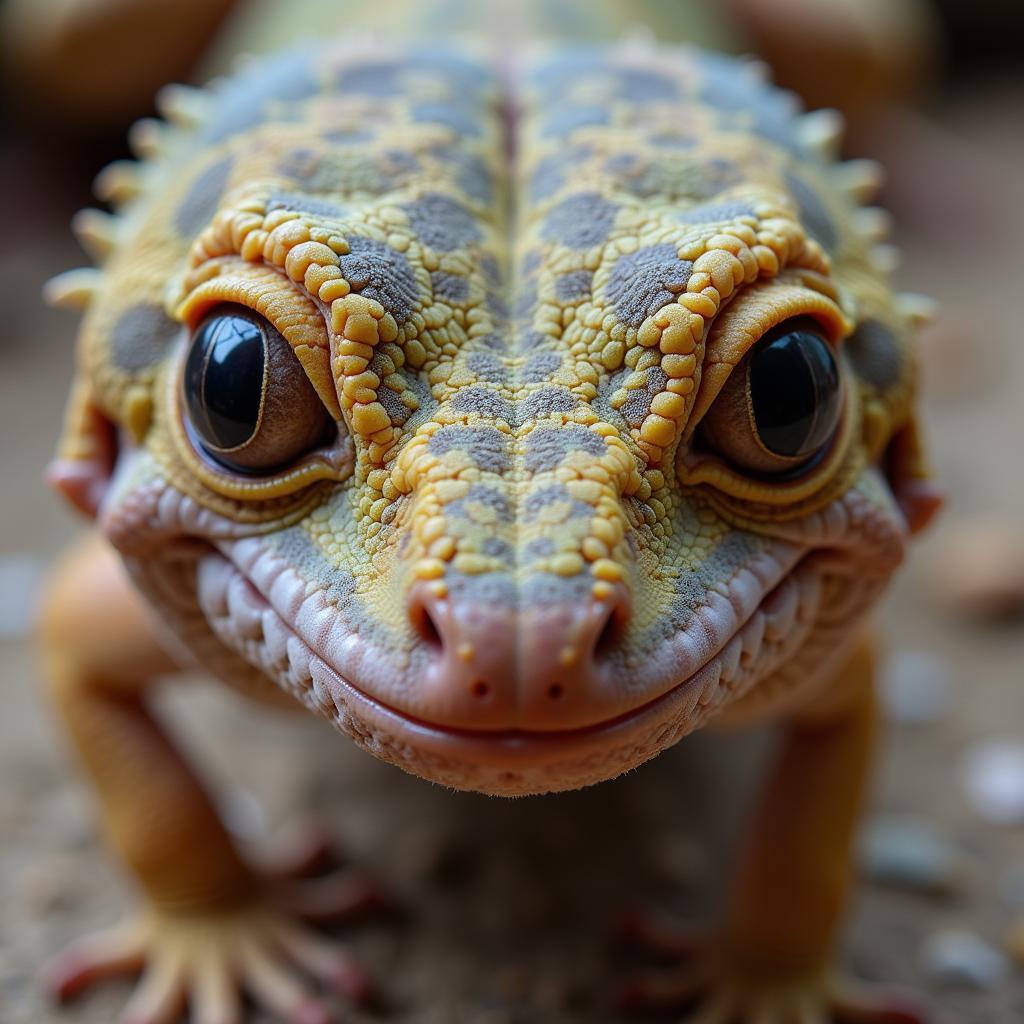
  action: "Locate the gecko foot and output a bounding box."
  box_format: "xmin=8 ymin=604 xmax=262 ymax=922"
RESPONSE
xmin=612 ymin=911 xmax=929 ymax=1024
xmin=45 ymin=832 xmax=386 ymax=1024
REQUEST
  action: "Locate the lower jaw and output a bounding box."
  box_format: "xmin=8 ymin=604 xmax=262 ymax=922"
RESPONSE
xmin=262 ymin=565 xmax=832 ymax=796
xmin=188 ymin=547 xmax=849 ymax=796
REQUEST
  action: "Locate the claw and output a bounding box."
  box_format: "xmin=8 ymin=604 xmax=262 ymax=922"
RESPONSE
xmin=274 ymin=870 xmax=391 ymax=922
xmin=44 ymin=923 xmax=144 ymax=1003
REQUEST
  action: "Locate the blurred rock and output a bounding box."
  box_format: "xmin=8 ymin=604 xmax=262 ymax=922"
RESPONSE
xmin=962 ymin=740 xmax=1024 ymax=825
xmin=647 ymin=831 xmax=711 ymax=889
xmin=921 ymin=929 xmax=1008 ymax=990
xmin=0 ymin=554 xmax=47 ymax=639
xmin=929 ymin=520 xmax=1024 ymax=623
xmin=860 ymin=816 xmax=964 ymax=895
xmin=880 ymin=649 xmax=954 ymax=726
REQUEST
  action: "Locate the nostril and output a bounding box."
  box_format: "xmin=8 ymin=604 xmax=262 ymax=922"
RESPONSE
xmin=410 ymin=592 xmax=444 ymax=650
xmin=547 ymin=682 xmax=565 ymax=701
xmin=594 ymin=593 xmax=630 ymax=658
xmin=471 ymin=679 xmax=490 ymax=699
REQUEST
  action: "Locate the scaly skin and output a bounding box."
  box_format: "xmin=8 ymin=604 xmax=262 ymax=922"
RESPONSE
xmin=40 ymin=41 xmax=941 ymax=1024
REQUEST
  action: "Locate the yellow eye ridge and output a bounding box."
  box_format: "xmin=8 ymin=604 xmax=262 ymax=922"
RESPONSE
xmin=677 ymin=369 xmax=863 ymax=513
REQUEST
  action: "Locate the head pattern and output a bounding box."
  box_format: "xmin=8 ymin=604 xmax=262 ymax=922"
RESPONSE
xmin=49 ymin=42 xmax=937 ymax=795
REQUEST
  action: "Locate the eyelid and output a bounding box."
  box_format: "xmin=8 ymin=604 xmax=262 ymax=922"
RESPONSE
xmin=683 ymin=280 xmax=852 ymax=445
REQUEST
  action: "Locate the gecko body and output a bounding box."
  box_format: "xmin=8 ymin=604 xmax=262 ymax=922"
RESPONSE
xmin=42 ymin=39 xmax=938 ymax=1023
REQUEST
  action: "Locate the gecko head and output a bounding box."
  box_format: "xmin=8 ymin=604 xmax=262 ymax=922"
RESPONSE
xmin=48 ymin=49 xmax=937 ymax=797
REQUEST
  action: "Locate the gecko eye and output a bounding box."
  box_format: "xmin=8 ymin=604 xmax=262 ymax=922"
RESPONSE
xmin=182 ymin=304 xmax=334 ymax=474
xmin=700 ymin=317 xmax=842 ymax=476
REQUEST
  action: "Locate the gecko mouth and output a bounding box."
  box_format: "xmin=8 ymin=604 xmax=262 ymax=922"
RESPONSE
xmin=191 ymin=542 xmax=847 ymax=793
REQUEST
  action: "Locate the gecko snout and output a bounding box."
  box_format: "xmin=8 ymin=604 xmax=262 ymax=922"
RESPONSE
xmin=407 ymin=580 xmax=630 ymax=731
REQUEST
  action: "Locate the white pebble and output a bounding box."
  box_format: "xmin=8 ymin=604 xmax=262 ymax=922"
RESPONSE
xmin=962 ymin=740 xmax=1024 ymax=825
xmin=921 ymin=929 xmax=1008 ymax=990
xmin=880 ymin=649 xmax=953 ymax=725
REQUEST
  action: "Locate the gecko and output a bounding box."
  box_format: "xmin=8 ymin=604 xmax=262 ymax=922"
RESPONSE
xmin=38 ymin=36 xmax=943 ymax=1024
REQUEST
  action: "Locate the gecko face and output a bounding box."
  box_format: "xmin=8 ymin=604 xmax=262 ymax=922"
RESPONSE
xmin=59 ymin=46 xmax=924 ymax=795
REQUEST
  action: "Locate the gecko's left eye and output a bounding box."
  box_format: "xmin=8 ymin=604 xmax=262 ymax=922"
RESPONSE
xmin=700 ymin=317 xmax=842 ymax=476
xmin=182 ymin=304 xmax=334 ymax=474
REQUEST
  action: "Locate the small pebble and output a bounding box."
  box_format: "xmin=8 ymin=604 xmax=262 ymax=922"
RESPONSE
xmin=860 ymin=816 xmax=963 ymax=895
xmin=929 ymin=519 xmax=1024 ymax=622
xmin=880 ymin=649 xmax=954 ymax=725
xmin=219 ymin=786 xmax=267 ymax=840
xmin=921 ymin=929 xmax=1008 ymax=990
xmin=962 ymin=740 xmax=1024 ymax=825
xmin=0 ymin=554 xmax=47 ymax=639
xmin=648 ymin=831 xmax=711 ymax=889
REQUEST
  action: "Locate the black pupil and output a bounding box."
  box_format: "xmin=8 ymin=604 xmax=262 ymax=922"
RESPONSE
xmin=748 ymin=319 xmax=841 ymax=459
xmin=184 ymin=311 xmax=266 ymax=451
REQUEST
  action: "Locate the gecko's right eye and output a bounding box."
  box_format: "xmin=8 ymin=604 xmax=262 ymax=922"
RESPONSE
xmin=182 ymin=304 xmax=334 ymax=474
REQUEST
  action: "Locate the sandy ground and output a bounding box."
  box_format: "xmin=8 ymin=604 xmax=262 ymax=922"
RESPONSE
xmin=2 ymin=77 xmax=1024 ymax=1024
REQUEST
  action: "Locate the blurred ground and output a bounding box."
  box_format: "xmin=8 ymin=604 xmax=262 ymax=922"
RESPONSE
xmin=2 ymin=46 xmax=1024 ymax=1024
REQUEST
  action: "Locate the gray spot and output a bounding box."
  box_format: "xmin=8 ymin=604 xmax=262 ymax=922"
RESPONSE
xmin=784 ymin=172 xmax=838 ymax=252
xmin=665 ymin=530 xmax=762 ymax=631
xmin=174 ymin=157 xmax=233 ymax=237
xmin=605 ymin=153 xmax=639 ymax=175
xmin=479 ymin=255 xmax=501 ymax=285
xmin=269 ymin=527 xmax=359 ymax=612
xmin=431 ymin=271 xmax=469 ymax=303
xmin=377 ymin=385 xmax=411 ymax=425
xmin=447 ymin=572 xmax=516 ymax=607
xmin=336 ymin=60 xmax=405 ymax=97
xmin=404 ymin=193 xmax=482 ymax=251
xmin=520 ymin=250 xmax=543 ymax=276
xmin=529 ymin=49 xmax=604 ymax=96
xmin=323 ymin=128 xmax=373 ymax=145
xmin=846 ymin=319 xmax=903 ymax=390
xmin=620 ymin=389 xmax=654 ymax=428
xmin=525 ymin=484 xmax=591 ymax=521
xmin=412 ymin=101 xmax=481 ymax=137
xmin=451 ymin=385 xmax=514 ymax=422
xmin=522 ymin=352 xmax=562 ymax=383
xmin=518 ymin=387 xmax=577 ymax=421
xmin=428 ymin=425 xmax=510 ymax=473
xmin=541 ymin=192 xmax=619 ymax=249
xmin=481 ymin=537 xmax=512 ymax=560
xmin=694 ymin=52 xmax=799 ymax=152
xmin=523 ymin=537 xmax=555 ymax=561
xmin=524 ymin=424 xmax=605 ymax=473
xmin=201 ymin=50 xmax=319 ymax=143
xmin=110 ymin=303 xmax=180 ymax=372
xmin=677 ymin=200 xmax=756 ymax=225
xmin=606 ymin=245 xmax=692 ymax=328
xmin=522 ymin=573 xmax=593 ymax=605
xmin=553 ymin=270 xmax=593 ymax=302
xmin=339 ymin=236 xmax=419 ymax=324
xmin=383 ymin=149 xmax=420 ymax=175
xmin=613 ymin=68 xmax=679 ymax=102
xmin=448 ymin=484 xmax=511 ymax=522
xmin=614 ymin=365 xmax=669 ymax=429
xmin=267 ymin=191 xmax=348 ymax=220
xmin=518 ymin=330 xmax=550 ymax=352
xmin=650 ymin=134 xmax=696 ymax=149
xmin=478 ymin=332 xmax=506 ymax=352
xmin=542 ymin=104 xmax=610 ymax=138
xmin=515 ymin=285 xmax=537 ymax=320
xmin=487 ymin=292 xmax=509 ymax=322
xmin=465 ymin=351 xmax=507 ymax=384
xmin=408 ymin=53 xmax=492 ymax=90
